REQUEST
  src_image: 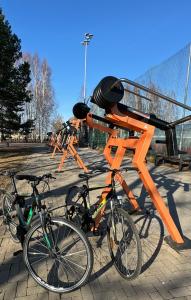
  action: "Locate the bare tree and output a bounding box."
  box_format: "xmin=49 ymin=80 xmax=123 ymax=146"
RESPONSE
xmin=51 ymin=113 xmax=64 ymax=132
xmin=22 ymin=53 xmax=55 ymax=141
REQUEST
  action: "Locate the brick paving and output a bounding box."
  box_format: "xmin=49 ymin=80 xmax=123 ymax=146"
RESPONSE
xmin=0 ymin=145 xmax=191 ymax=299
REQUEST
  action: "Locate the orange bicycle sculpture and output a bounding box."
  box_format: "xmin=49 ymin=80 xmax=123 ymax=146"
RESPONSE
xmin=73 ymin=76 xmax=191 ymax=249
xmin=51 ymin=130 xmax=63 ymax=158
xmin=56 ymin=119 xmax=88 ymax=173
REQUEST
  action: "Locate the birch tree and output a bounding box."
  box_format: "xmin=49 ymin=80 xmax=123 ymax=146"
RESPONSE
xmin=22 ymin=53 xmax=55 ymax=141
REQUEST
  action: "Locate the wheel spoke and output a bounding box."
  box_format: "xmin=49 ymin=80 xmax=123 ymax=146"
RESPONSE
xmin=57 ymin=256 xmax=81 ymax=282
xmin=28 ymin=251 xmax=49 ymax=256
xmin=63 ymin=249 xmax=86 ymax=257
xmin=30 ymin=254 xmax=48 ymax=266
xmin=63 ymin=257 xmax=86 ymax=271
xmin=60 ymin=236 xmax=81 ymax=254
xmin=108 ymin=208 xmax=142 ymax=279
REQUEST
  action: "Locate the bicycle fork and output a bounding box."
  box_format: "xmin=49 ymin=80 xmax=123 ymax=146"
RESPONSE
xmin=38 ymin=211 xmax=60 ymax=254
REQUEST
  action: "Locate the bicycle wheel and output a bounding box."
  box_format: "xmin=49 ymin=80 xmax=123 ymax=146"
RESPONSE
xmin=23 ymin=217 xmax=93 ymax=293
xmin=2 ymin=191 xmax=19 ymax=243
xmin=107 ymin=207 xmax=142 ymax=280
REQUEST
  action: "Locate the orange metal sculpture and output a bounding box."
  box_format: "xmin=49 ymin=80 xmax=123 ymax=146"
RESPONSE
xmin=72 ymin=74 xmax=191 ymax=246
xmin=86 ymin=111 xmax=184 ymax=244
xmin=51 ymin=131 xmax=63 ymax=158
xmin=57 ymin=119 xmax=89 ymax=173
xmin=48 ymin=132 xmax=56 ymax=148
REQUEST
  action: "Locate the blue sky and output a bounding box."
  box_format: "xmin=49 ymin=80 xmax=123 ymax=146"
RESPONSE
xmin=1 ymin=0 xmax=191 ymax=120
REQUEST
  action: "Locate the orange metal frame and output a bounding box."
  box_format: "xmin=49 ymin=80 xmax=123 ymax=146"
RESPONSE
xmin=48 ymin=133 xmax=56 ymax=148
xmin=57 ymin=119 xmax=89 ymax=173
xmin=51 ymin=131 xmax=63 ymax=158
xmin=86 ymin=110 xmax=184 ymax=244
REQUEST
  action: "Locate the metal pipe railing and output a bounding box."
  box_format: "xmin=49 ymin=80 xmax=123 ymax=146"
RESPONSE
xmin=110 ymin=78 xmax=191 ymax=112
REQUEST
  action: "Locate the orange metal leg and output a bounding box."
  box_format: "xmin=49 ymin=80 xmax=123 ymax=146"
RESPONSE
xmin=69 ymin=145 xmax=89 ymax=173
xmin=51 ymin=145 xmax=57 ymax=158
xmin=137 ymin=162 xmax=184 ymax=243
xmin=57 ymin=141 xmax=88 ymax=173
xmin=57 ymin=149 xmax=68 ymax=171
xmin=132 ymin=131 xmax=184 ymax=244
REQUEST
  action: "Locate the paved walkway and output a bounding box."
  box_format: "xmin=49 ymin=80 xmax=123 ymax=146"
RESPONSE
xmin=0 ymin=145 xmax=191 ymax=300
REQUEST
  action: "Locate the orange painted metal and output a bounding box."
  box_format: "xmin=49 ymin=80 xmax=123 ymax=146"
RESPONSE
xmin=57 ymin=119 xmax=88 ymax=173
xmin=51 ymin=131 xmax=63 ymax=158
xmin=86 ymin=113 xmax=139 ymax=228
xmin=48 ymin=133 xmax=56 ymax=148
xmin=51 ymin=119 xmax=80 ymax=159
xmin=86 ymin=108 xmax=184 ymax=244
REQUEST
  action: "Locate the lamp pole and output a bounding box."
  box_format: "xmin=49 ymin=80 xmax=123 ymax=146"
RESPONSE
xmin=81 ymin=33 xmax=93 ymax=102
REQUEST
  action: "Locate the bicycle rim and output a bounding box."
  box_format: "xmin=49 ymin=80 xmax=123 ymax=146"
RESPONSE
xmin=3 ymin=192 xmax=19 ymax=243
xmin=23 ymin=217 xmax=93 ymax=293
xmin=107 ymin=207 xmax=142 ymax=280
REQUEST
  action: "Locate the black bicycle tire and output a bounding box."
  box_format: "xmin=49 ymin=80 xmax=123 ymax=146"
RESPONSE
xmin=23 ymin=216 xmax=93 ymax=293
xmin=2 ymin=191 xmax=20 ymax=243
xmin=107 ymin=207 xmax=142 ymax=280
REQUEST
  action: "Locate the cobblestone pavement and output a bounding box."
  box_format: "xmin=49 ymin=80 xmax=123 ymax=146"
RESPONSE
xmin=0 ymin=145 xmax=191 ymax=300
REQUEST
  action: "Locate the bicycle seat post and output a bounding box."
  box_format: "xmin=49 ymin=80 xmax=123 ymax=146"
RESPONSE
xmin=31 ymin=181 xmax=40 ymax=202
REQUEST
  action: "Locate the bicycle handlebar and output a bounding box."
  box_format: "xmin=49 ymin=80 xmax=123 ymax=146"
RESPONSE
xmin=0 ymin=170 xmax=17 ymax=177
xmin=91 ymin=166 xmax=138 ymax=174
xmin=78 ymin=166 xmax=138 ymax=180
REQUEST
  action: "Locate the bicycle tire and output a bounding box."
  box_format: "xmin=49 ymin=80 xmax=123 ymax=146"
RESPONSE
xmin=23 ymin=217 xmax=93 ymax=293
xmin=2 ymin=191 xmax=20 ymax=243
xmin=107 ymin=207 xmax=142 ymax=280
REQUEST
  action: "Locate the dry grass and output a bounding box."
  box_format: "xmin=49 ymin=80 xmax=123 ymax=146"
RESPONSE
xmin=0 ymin=143 xmax=43 ymax=189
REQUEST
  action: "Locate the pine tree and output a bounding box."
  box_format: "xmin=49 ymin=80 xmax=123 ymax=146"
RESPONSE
xmin=0 ymin=8 xmax=32 ymax=138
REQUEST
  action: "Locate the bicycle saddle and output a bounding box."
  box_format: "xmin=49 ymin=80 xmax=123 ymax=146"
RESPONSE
xmin=78 ymin=173 xmax=91 ymax=180
xmin=0 ymin=170 xmax=17 ymax=177
xmin=15 ymin=174 xmax=38 ymax=181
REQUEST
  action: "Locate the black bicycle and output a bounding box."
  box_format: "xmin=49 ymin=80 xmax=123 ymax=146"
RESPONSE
xmin=1 ymin=170 xmax=51 ymax=243
xmin=65 ymin=167 xmax=142 ymax=280
xmin=0 ymin=171 xmax=93 ymax=293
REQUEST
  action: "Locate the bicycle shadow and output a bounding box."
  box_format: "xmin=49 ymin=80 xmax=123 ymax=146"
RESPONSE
xmin=133 ymin=207 xmax=164 ymax=274
xmin=136 ymin=171 xmax=191 ymax=249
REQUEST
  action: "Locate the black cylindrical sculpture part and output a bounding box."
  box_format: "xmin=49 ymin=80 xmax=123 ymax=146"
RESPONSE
xmin=91 ymin=76 xmax=124 ymax=109
xmin=73 ymin=102 xmax=90 ymax=119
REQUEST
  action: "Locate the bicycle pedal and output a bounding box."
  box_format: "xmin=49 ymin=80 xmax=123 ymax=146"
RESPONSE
xmin=13 ymin=250 xmax=23 ymax=256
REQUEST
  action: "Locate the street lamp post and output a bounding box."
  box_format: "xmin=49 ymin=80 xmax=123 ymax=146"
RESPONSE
xmin=81 ymin=33 xmax=93 ymax=102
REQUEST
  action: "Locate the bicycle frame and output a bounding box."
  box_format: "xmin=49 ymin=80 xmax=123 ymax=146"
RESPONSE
xmin=8 ymin=178 xmax=52 ymax=249
xmin=69 ymin=171 xmax=117 ymax=232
